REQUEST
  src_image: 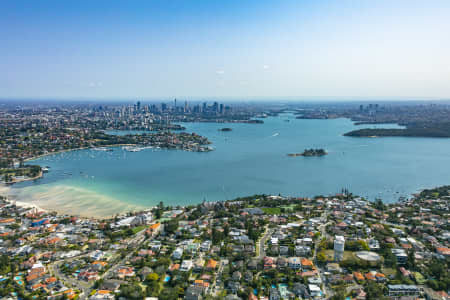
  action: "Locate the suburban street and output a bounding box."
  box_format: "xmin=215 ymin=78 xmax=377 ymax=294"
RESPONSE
xmin=49 ymin=229 xmax=149 ymax=299
xmin=257 ymin=226 xmax=274 ymax=259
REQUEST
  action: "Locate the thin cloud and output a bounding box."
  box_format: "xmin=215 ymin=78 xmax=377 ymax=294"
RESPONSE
xmin=87 ymin=82 xmax=103 ymax=88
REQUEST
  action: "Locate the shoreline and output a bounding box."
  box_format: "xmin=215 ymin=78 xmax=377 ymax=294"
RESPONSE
xmin=9 ymin=144 xmax=139 ymax=185
xmin=6 ymin=170 xmax=44 ymax=184
xmin=1 ymin=182 xmax=145 ymax=219
xmin=23 ymin=144 xmax=138 ymax=163
xmin=1 ymin=178 xmax=442 ymax=221
xmin=0 ymin=184 xmax=46 ymax=213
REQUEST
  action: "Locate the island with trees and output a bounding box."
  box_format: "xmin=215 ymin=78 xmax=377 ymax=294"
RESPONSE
xmin=218 ymin=127 xmax=233 ymax=132
xmin=287 ymin=148 xmax=327 ymax=157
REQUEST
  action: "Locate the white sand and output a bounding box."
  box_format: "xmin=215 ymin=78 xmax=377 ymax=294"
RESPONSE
xmin=5 ymin=184 xmax=146 ymax=219
xmin=1 ymin=184 xmax=46 ymax=212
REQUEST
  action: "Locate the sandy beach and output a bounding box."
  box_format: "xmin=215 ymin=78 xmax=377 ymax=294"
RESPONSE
xmin=4 ymin=145 xmax=148 ymax=219
xmin=2 ymin=183 xmax=146 ymax=219
xmin=0 ymin=184 xmax=46 ymax=212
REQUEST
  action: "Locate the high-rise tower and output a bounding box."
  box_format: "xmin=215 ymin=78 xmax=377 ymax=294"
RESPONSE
xmin=334 ymin=235 xmax=345 ymax=262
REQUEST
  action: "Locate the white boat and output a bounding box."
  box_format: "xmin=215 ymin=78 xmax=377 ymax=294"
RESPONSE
xmin=123 ymin=146 xmax=143 ymax=152
xmin=92 ymin=147 xmax=112 ymax=151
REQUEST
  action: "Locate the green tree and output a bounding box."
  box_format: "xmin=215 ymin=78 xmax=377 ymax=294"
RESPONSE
xmin=158 ymin=287 xmax=179 ymax=300
xmin=317 ymin=250 xmax=327 ymax=264
xmin=365 ymin=281 xmax=386 ymax=300
xmin=331 ymin=289 xmax=346 ymax=300
xmin=374 ymin=199 xmax=385 ymax=211
xmin=147 ymin=273 xmax=159 ymax=281
xmin=118 ymin=283 xmax=145 ymax=299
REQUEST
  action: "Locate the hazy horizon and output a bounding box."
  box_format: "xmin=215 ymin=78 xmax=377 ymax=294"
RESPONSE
xmin=2 ymin=1 xmax=450 ymax=100
xmin=2 ymin=97 xmax=450 ymax=106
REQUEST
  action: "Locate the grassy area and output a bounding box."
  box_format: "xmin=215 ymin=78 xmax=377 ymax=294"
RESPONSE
xmin=262 ymin=207 xmax=281 ymax=215
xmin=324 ymin=250 xmax=355 ymax=261
xmin=0 ymin=166 xmax=42 ymax=179
xmin=280 ymin=204 xmax=296 ymax=211
xmin=132 ymin=226 xmax=146 ymax=234
xmin=324 ymin=250 xmax=334 ymax=261
xmin=382 ymin=267 xmax=397 ymax=277
xmin=413 ymin=272 xmax=426 ymax=284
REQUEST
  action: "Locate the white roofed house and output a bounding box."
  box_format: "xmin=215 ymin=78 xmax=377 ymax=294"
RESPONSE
xmin=172 ymin=247 xmax=183 ymax=260
xmin=308 ymin=284 xmax=322 ymax=298
xmin=295 ymin=245 xmax=311 ymax=256
xmin=113 ymin=216 xmax=136 ymax=228
xmin=200 ymin=240 xmax=211 ymax=252
xmin=180 ymin=259 xmax=193 ymax=272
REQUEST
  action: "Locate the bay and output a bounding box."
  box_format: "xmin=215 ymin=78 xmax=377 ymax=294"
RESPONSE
xmin=9 ymin=114 xmax=450 ymax=217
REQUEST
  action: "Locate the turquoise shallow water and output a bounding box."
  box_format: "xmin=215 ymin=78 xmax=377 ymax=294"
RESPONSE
xmin=10 ymin=114 xmax=450 ymax=216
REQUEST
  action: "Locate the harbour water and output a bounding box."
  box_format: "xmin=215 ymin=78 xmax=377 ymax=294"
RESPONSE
xmin=9 ymin=114 xmax=450 ymax=217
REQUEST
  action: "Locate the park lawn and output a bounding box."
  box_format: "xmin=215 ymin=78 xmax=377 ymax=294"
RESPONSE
xmin=280 ymin=204 xmax=296 ymax=211
xmin=262 ymin=207 xmax=281 ymax=215
xmin=324 ymin=250 xmax=355 ymax=261
xmin=132 ymin=225 xmax=146 ymax=234
xmin=343 ymin=251 xmax=356 ymax=260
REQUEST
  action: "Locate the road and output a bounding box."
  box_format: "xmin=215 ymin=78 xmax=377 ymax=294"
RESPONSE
xmin=210 ymin=258 xmax=228 ymax=296
xmin=50 ymin=228 xmax=149 ymax=299
xmin=313 ymin=211 xmax=334 ymax=299
xmin=313 ymin=211 xmax=330 ymax=261
xmin=48 ymin=252 xmax=91 ymax=299
xmin=257 ymin=226 xmax=273 ymax=259
xmin=101 ymin=229 xmax=149 ymax=282
xmin=49 ymin=261 xmax=90 ymax=300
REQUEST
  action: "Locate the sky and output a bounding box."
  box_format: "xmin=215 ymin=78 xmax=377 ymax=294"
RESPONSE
xmin=1 ymin=0 xmax=450 ymax=100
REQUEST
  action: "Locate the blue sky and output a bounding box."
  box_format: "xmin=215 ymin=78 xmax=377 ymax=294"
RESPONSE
xmin=1 ymin=0 xmax=449 ymax=100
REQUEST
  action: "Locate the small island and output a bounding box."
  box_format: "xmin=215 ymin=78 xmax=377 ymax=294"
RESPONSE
xmin=219 ymin=127 xmax=233 ymax=132
xmin=287 ymin=148 xmax=327 ymax=157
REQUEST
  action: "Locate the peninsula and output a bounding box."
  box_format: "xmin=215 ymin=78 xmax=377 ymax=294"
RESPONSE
xmin=0 ymin=105 xmax=213 ymax=183
xmin=344 ymin=124 xmax=450 ymax=138
xmin=295 ymin=103 xmax=450 ymax=138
